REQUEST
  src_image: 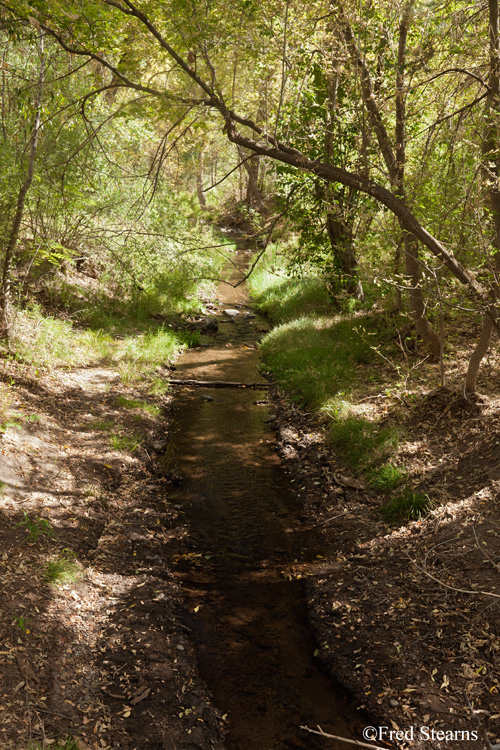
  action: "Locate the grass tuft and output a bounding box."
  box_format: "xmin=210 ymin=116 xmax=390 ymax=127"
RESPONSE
xmin=114 ymin=395 xmax=161 ymax=416
xmin=329 ymin=416 xmax=399 ymax=473
xmin=110 ymin=432 xmax=142 ymax=453
xmin=93 ymin=419 xmax=115 ymax=432
xmin=17 ymin=511 xmax=55 ymax=543
xmin=368 ymin=463 xmax=406 ymax=491
xmin=45 ymin=549 xmax=84 ymax=586
xmin=378 ymin=490 xmax=433 ymax=524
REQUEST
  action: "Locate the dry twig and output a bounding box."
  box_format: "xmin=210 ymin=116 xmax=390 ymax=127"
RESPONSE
xmin=300 ymin=725 xmax=391 ymax=749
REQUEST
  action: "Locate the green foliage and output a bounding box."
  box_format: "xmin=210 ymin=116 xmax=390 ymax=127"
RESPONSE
xmin=115 ymin=396 xmax=161 ymax=416
xmin=249 ymin=247 xmax=332 ymax=323
xmin=260 ymin=316 xmax=376 ymax=407
xmin=368 ymin=463 xmax=406 ymax=491
xmin=17 ymin=511 xmax=55 ymax=543
xmin=110 ymin=432 xmax=142 ymax=453
xmin=329 ymin=417 xmax=399 ymax=473
xmin=378 ymin=490 xmax=433 ymax=524
xmin=14 ymin=615 xmax=30 ymax=633
xmin=149 ymin=377 xmax=171 ymax=395
xmin=250 ymin=248 xmax=399 ymax=410
xmin=12 ymin=303 xmax=113 ymax=368
xmin=10 ymin=301 xmax=196 ymax=383
xmin=44 ymin=549 xmax=84 ymax=586
xmin=0 ymin=419 xmax=21 ymax=433
xmin=116 ymin=327 xmax=193 ymax=383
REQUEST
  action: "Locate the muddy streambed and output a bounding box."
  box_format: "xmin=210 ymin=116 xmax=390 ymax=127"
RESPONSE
xmin=166 ymin=247 xmax=365 ymax=749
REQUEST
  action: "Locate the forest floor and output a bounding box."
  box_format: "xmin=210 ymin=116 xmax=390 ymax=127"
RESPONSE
xmin=0 ymin=355 xmax=224 ymax=750
xmin=0 ymin=296 xmax=499 ymax=750
xmin=268 ymin=375 xmax=500 ymax=749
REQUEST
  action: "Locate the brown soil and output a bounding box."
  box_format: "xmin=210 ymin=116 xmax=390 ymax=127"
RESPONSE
xmin=1 ymin=264 xmax=499 ymax=750
xmin=268 ymin=384 xmax=500 ymax=750
xmin=0 ymin=360 xmax=223 ymax=749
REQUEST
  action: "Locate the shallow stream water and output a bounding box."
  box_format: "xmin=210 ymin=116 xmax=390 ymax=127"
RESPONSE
xmin=167 ymin=247 xmax=365 ymax=749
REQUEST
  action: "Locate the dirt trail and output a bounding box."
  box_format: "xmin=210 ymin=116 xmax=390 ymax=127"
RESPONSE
xmin=167 ymin=246 xmax=366 ymax=749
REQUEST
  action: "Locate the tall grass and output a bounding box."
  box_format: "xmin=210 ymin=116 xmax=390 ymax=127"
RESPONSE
xmin=10 ymin=303 xmax=195 ymax=382
xmin=249 ymin=248 xmax=409 ymax=494
xmin=259 ymin=315 xmax=376 ymax=407
xmin=329 ymin=416 xmax=399 ymax=472
xmin=249 ymin=248 xmax=390 ymax=409
xmin=12 ymin=304 xmax=113 ymax=367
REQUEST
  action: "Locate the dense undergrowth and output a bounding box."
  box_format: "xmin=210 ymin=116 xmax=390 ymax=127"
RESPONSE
xmin=249 ymin=247 xmax=433 ymax=524
xmin=3 ymin=228 xmax=225 ymax=380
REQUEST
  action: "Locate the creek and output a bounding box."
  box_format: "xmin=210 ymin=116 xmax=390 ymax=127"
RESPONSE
xmin=167 ymin=246 xmax=365 ymax=749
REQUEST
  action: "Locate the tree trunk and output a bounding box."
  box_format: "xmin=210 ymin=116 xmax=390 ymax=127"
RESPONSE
xmin=324 ymin=60 xmax=363 ymax=298
xmin=465 ymin=316 xmax=495 ymax=394
xmin=395 ymin=5 xmax=440 ymax=356
xmin=196 ymin=146 xmax=207 ymax=210
xmin=465 ymin=0 xmax=500 ymax=392
xmin=402 ymin=233 xmax=441 ymax=356
xmin=325 ymin=211 xmax=363 ymax=298
xmin=0 ymin=31 xmax=44 ymax=340
xmin=335 ymin=0 xmax=440 ymax=354
xmin=238 ymin=146 xmax=267 ymax=214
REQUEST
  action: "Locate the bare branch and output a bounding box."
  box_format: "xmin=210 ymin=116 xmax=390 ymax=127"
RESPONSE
xmin=301 ymin=725 xmax=391 ymax=750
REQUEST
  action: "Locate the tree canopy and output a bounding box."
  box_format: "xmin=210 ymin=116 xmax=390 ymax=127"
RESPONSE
xmin=0 ymin=0 xmax=499 ymax=389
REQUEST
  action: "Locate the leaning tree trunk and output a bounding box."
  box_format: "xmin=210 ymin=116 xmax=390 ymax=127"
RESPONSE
xmin=465 ymin=316 xmax=495 ymax=394
xmin=0 ymin=31 xmax=44 ymax=340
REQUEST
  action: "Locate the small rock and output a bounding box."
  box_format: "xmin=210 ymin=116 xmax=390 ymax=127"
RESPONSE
xmin=224 ymin=308 xmax=240 ymax=317
xmin=200 ymin=317 xmax=219 ymax=333
xmin=201 ymin=394 xmax=214 ymax=402
xmin=390 ymin=699 xmax=399 ymax=707
xmin=151 ymin=440 xmax=167 ymax=451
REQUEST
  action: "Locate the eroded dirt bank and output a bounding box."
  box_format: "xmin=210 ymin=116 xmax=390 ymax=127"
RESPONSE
xmin=0 ymin=365 xmax=224 ymax=749
xmin=166 ymin=246 xmax=367 ymax=749
xmin=266 ymin=378 xmax=500 ymax=750
xmin=2 ymin=243 xmax=498 ymax=750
